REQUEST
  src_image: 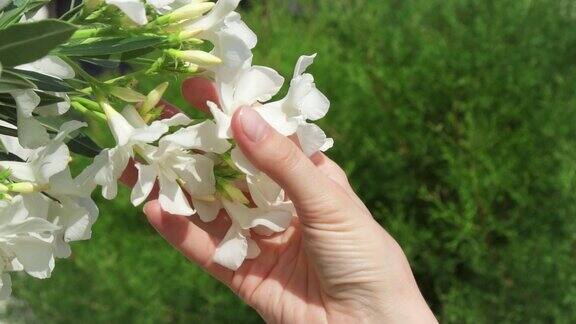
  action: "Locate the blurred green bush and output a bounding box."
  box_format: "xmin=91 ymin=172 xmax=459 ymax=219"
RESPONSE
xmin=7 ymin=0 xmax=576 ymax=322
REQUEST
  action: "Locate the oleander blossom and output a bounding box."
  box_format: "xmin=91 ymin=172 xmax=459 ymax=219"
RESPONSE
xmin=0 ymin=0 xmax=333 ymax=298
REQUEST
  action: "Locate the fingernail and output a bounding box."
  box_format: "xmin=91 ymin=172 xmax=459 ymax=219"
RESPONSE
xmin=238 ymin=106 xmax=269 ymax=143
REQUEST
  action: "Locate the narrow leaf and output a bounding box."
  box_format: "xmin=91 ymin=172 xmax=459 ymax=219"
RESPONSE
xmin=58 ymin=36 xmax=165 ymax=56
xmin=0 ymin=19 xmax=78 ymax=67
xmin=10 ymin=68 xmax=75 ymax=92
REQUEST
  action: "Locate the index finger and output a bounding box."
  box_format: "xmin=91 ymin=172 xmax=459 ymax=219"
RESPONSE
xmin=181 ymin=77 xmax=220 ymax=114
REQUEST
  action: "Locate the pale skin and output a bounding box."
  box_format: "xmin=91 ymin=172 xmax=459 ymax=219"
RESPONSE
xmin=132 ymin=78 xmax=438 ymax=323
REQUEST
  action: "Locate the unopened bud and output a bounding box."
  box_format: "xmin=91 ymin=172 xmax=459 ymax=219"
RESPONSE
xmin=110 ymin=87 xmax=146 ymax=103
xmin=167 ymin=2 xmax=214 ymax=23
xmin=185 ymin=63 xmax=200 ymax=73
xmin=8 ymin=182 xmax=39 ymax=194
xmin=141 ymin=82 xmax=169 ymax=116
xmin=221 ymin=182 xmax=249 ymax=205
xmin=179 ymin=28 xmax=202 ymax=40
xmin=166 ymin=49 xmax=221 ymax=66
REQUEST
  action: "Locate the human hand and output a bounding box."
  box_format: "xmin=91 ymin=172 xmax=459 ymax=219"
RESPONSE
xmin=141 ymin=78 xmax=437 ymax=323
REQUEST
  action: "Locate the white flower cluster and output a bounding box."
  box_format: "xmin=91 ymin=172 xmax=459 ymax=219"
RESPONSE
xmin=95 ymin=0 xmax=332 ymax=270
xmin=0 ymin=0 xmax=332 ymax=298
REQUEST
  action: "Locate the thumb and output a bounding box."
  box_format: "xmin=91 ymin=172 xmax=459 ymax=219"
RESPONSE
xmin=231 ymin=106 xmax=351 ymax=224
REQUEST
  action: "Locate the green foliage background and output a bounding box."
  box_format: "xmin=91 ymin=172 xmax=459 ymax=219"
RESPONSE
xmin=7 ymin=0 xmax=576 ymax=322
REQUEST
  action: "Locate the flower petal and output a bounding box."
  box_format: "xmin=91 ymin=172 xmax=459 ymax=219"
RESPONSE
xmin=187 ymin=0 xmax=240 ymax=32
xmin=175 ymin=154 xmax=216 ymax=197
xmin=247 ymin=173 xmax=294 ymax=211
xmin=36 ymin=93 xmax=70 ymax=116
xmin=192 ymin=198 xmax=222 ymax=223
xmin=246 ymin=237 xmax=261 ymax=259
xmin=208 ymin=101 xmax=233 ymax=139
xmin=105 ymin=105 xmax=136 ymax=146
xmin=213 ymin=222 xmax=248 ymax=270
xmin=230 ymin=146 xmax=257 ymax=176
xmin=294 ymin=54 xmax=317 ymax=78
xmin=0 ymin=161 xmax=35 ymax=181
xmin=8 ymin=236 xmax=55 ymax=279
xmin=222 ymin=200 xmax=293 ymax=232
xmin=121 ymin=105 xmax=147 ymax=128
xmin=296 ymin=123 xmax=333 ymax=157
xmin=33 ymin=141 xmax=70 ymax=183
xmin=299 ymin=86 xmax=330 ymax=121
xmin=222 ymin=12 xmax=257 ymax=49
xmin=131 ymin=163 xmax=157 ymax=206
xmin=158 ymin=174 xmax=194 ymax=216
xmin=106 ymin=0 xmax=148 ymax=25
xmin=0 ymin=122 xmax=33 ymax=160
xmin=153 ymin=113 xmax=193 ymax=128
xmin=11 ymin=89 xmax=40 ymax=118
xmin=234 ymin=66 xmax=284 ymax=106
xmin=257 ymin=100 xmax=299 ymax=136
xmin=162 ymin=120 xmax=231 ymax=154
xmin=16 ymin=55 xmax=75 ymax=79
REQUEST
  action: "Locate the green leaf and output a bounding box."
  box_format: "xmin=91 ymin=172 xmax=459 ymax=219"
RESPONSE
xmin=0 ymin=70 xmax=35 ymax=92
xmin=0 ymin=20 xmax=77 ymax=67
xmin=0 ymin=0 xmax=48 ymax=29
xmin=10 ymin=68 xmax=75 ymax=92
xmin=36 ymin=92 xmax=65 ymax=106
xmin=80 ymin=58 xmax=121 ymax=69
xmin=0 ymin=125 xmax=17 ymax=137
xmin=58 ymin=36 xmax=165 ymax=56
xmin=0 ymin=91 xmax=65 ymax=107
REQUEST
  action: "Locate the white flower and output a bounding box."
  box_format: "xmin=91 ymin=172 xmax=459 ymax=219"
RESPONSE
xmin=93 ymin=104 xmax=192 ymax=200
xmin=9 ymin=90 xmax=49 ymax=149
xmin=131 ymin=119 xmax=231 ymax=216
xmin=177 ymin=0 xmax=256 ymax=79
xmin=0 ymin=121 xmax=99 ymax=258
xmin=16 ymin=56 xmax=75 ymax=80
xmin=16 ymin=55 xmax=75 ymax=116
xmin=212 ymin=199 xmax=293 ymax=270
xmin=258 ymin=54 xmax=333 ymax=156
xmin=106 ymin=0 xmax=214 ymax=25
xmin=131 ymin=143 xmax=214 ymax=216
xmin=208 ymin=60 xmax=284 ymax=139
xmin=105 ymin=0 xmax=148 ymax=25
xmin=184 ymin=0 xmax=256 ymax=50
xmin=8 ymin=56 xmax=75 ymax=149
xmin=0 ymin=195 xmax=61 ymax=296
xmin=230 ymin=146 xmax=294 ymax=212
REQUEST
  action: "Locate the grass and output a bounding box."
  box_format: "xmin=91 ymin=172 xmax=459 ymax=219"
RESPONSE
xmin=6 ymin=0 xmax=576 ymax=322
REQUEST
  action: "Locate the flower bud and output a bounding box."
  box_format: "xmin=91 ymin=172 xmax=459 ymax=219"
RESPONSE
xmin=166 ymin=49 xmax=221 ymax=66
xmin=99 ymin=99 xmax=134 ymax=145
xmin=179 ymin=28 xmax=202 ymax=40
xmin=221 ymin=182 xmax=249 ymax=205
xmin=8 ymin=182 xmax=39 ymax=194
xmin=185 ymin=63 xmax=200 ymax=73
xmin=110 ymin=87 xmax=146 ymax=103
xmin=140 ymin=82 xmax=169 ymax=117
xmin=167 ymin=2 xmax=214 ymax=23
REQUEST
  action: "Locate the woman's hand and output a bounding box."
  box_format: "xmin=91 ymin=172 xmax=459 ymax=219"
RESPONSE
xmin=141 ymin=78 xmax=437 ymax=323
